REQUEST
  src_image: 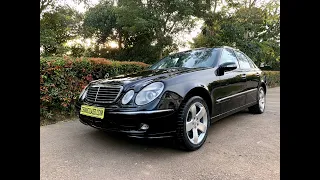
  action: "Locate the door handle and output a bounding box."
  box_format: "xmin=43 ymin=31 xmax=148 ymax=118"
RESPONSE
xmin=256 ymin=73 xmax=260 ymax=77
xmin=241 ymin=74 xmax=246 ymax=79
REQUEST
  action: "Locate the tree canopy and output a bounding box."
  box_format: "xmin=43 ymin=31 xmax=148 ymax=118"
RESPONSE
xmin=40 ymin=0 xmax=280 ymax=69
xmin=192 ymin=0 xmax=280 ymax=69
xmin=40 ymin=6 xmax=83 ymax=55
xmin=82 ymin=0 xmax=201 ymax=63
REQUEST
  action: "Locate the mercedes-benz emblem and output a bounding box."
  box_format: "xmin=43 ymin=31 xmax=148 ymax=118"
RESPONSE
xmin=104 ymin=73 xmax=109 ymax=79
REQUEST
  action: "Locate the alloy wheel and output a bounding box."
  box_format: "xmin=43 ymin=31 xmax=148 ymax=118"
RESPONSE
xmin=185 ymin=102 xmax=208 ymax=145
xmin=259 ymin=88 xmax=265 ymax=112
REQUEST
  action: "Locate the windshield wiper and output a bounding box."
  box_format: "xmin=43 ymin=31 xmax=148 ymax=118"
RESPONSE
xmin=166 ymin=67 xmax=191 ymax=69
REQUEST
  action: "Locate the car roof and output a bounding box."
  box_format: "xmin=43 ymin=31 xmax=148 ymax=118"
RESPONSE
xmin=221 ymin=46 xmax=239 ymax=50
xmin=180 ymin=46 xmax=239 ymax=53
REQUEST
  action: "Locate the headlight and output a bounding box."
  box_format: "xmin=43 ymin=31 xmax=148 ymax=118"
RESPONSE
xmin=79 ymin=85 xmax=89 ymax=100
xmin=135 ymin=82 xmax=164 ymax=105
xmin=121 ymin=90 xmax=134 ymax=105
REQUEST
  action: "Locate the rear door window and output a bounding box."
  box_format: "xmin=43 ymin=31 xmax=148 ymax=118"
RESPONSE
xmin=234 ymin=51 xmax=251 ymax=69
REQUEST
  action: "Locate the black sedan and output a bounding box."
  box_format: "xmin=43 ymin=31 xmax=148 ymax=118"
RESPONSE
xmin=75 ymin=46 xmax=267 ymax=151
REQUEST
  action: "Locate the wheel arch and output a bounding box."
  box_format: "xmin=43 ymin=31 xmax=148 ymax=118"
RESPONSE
xmin=182 ymin=87 xmax=213 ymax=116
xmin=260 ymin=82 xmax=267 ymax=94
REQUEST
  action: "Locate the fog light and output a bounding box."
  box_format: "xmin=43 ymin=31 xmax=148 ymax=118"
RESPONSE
xmin=140 ymin=123 xmax=149 ymax=130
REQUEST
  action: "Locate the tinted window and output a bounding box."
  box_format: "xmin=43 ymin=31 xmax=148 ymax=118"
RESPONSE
xmin=234 ymin=51 xmax=251 ymax=69
xmin=219 ymin=49 xmax=239 ymax=68
xmin=244 ymin=54 xmax=258 ymax=68
xmin=149 ymin=48 xmax=220 ymax=69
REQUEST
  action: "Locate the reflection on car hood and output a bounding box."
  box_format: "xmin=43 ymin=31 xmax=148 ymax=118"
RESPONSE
xmin=90 ymin=68 xmax=207 ymax=90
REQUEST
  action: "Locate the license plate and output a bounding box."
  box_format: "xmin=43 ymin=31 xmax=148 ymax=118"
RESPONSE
xmin=80 ymin=105 xmax=105 ymax=119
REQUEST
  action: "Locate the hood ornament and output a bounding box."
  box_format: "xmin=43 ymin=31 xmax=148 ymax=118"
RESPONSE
xmin=104 ymin=73 xmax=109 ymax=79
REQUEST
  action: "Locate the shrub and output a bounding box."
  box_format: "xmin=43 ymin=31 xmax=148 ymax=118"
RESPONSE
xmin=40 ymin=57 xmax=280 ymax=120
xmin=263 ymin=71 xmax=280 ymax=88
xmin=40 ymin=57 xmax=148 ymax=119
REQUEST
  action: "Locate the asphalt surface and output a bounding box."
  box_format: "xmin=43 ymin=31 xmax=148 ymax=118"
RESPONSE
xmin=40 ymin=87 xmax=280 ymax=180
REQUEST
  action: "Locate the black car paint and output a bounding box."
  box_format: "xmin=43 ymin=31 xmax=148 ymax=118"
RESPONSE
xmin=76 ymin=47 xmax=267 ymax=138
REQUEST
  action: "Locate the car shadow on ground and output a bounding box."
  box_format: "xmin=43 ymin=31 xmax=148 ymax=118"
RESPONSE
xmin=81 ymin=109 xmax=251 ymax=153
xmin=86 ymin=129 xmax=180 ymax=152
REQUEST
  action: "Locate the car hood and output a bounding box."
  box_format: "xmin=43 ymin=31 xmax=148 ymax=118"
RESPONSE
xmin=90 ymin=68 xmax=207 ymax=91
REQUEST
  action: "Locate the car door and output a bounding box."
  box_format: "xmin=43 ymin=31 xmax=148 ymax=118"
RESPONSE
xmin=234 ymin=50 xmax=259 ymax=104
xmin=244 ymin=54 xmax=262 ymax=104
xmin=213 ymin=48 xmax=247 ymax=116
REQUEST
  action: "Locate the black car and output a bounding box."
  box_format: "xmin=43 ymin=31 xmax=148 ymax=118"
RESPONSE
xmin=75 ymin=46 xmax=267 ymax=150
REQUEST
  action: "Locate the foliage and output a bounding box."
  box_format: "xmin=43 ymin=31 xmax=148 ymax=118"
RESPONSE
xmin=40 ymin=56 xmax=148 ymax=119
xmin=40 ymin=0 xmax=55 ymax=14
xmin=82 ymin=1 xmax=117 ymax=44
xmin=191 ymin=0 xmax=280 ymax=70
xmin=263 ymin=71 xmax=280 ymax=88
xmin=40 ymin=0 xmax=279 ymax=70
xmin=82 ymin=0 xmax=201 ymax=64
xmin=39 ymin=0 xmax=280 ymax=123
xmin=40 ymin=55 xmax=279 ymax=120
xmin=70 ymin=44 xmax=86 ymax=57
xmin=40 ymin=6 xmax=83 ymax=56
xmin=40 ymin=0 xmax=91 ymax=15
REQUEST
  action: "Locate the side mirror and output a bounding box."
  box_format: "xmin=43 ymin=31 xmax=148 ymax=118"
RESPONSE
xmin=217 ymin=62 xmax=237 ymax=76
xmin=260 ymin=63 xmax=264 ymax=68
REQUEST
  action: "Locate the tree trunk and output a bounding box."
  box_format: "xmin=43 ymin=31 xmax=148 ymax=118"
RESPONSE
xmin=249 ymin=0 xmax=257 ymax=8
xmin=213 ymin=0 xmax=218 ymax=14
xmin=159 ymin=50 xmax=163 ymax=59
xmin=206 ymin=0 xmax=211 ymax=12
xmin=118 ymin=28 xmax=122 ymax=50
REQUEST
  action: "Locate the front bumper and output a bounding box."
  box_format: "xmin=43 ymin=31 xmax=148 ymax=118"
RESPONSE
xmin=76 ymin=107 xmax=177 ymax=138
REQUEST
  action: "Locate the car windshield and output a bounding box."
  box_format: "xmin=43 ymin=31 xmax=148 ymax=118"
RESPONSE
xmin=149 ymin=48 xmax=220 ymax=70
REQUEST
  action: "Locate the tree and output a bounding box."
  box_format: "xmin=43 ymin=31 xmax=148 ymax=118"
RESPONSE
xmin=70 ymin=44 xmax=86 ymax=57
xmin=82 ymin=0 xmax=201 ymax=63
xmin=141 ymin=0 xmax=198 ymax=58
xmin=82 ymin=1 xmax=117 ymax=44
xmin=40 ymin=6 xmax=83 ymax=56
xmin=40 ymin=0 xmax=91 ymax=15
xmin=191 ymin=0 xmax=280 ymax=69
xmin=40 ymin=0 xmax=55 ymax=15
xmin=260 ymin=0 xmax=280 ymax=42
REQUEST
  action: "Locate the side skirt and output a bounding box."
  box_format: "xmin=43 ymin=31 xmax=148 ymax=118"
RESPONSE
xmin=210 ymin=101 xmax=257 ymax=124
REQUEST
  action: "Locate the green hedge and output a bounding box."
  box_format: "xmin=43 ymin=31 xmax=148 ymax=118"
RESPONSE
xmin=263 ymin=71 xmax=280 ymax=88
xmin=40 ymin=57 xmax=280 ymax=120
xmin=40 ymin=57 xmax=148 ymax=119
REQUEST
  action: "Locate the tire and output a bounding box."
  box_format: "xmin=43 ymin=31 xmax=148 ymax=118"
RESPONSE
xmin=175 ymin=96 xmax=210 ymax=151
xmin=248 ymin=86 xmax=266 ymax=114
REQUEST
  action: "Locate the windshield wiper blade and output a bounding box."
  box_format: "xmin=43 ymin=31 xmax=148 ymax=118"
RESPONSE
xmin=169 ymin=67 xmax=190 ymax=69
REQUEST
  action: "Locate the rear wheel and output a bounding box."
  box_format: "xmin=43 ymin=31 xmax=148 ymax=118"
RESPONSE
xmin=175 ymin=96 xmax=210 ymax=151
xmin=249 ymin=87 xmax=265 ymax=114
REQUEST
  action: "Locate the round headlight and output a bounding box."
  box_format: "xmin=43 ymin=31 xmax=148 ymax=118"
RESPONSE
xmin=122 ymin=90 xmax=134 ymax=105
xmin=79 ymin=85 xmax=88 ymax=100
xmin=135 ymin=82 xmax=164 ymax=105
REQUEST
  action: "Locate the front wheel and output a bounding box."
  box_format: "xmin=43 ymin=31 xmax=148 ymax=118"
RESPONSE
xmin=175 ymin=96 xmax=210 ymax=151
xmin=248 ymin=87 xmax=266 ymax=114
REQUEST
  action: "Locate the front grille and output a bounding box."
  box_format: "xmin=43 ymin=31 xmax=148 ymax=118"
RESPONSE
xmin=85 ymin=85 xmax=122 ymax=103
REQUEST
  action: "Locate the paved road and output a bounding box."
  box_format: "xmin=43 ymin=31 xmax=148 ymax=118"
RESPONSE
xmin=40 ymin=87 xmax=280 ymax=180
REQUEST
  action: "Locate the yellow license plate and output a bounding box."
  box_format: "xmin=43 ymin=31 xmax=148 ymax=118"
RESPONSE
xmin=80 ymin=105 xmax=105 ymax=119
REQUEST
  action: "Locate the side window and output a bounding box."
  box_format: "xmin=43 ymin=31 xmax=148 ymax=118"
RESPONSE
xmin=234 ymin=51 xmax=251 ymax=69
xmin=247 ymin=58 xmax=257 ymax=69
xmin=244 ymin=55 xmax=258 ymax=69
xmin=219 ymin=49 xmax=239 ymax=68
